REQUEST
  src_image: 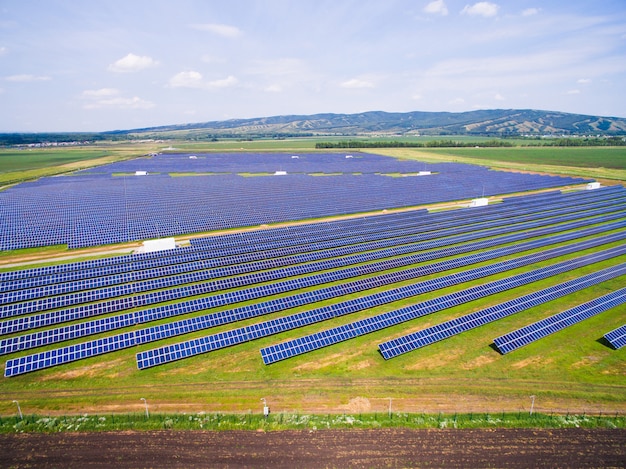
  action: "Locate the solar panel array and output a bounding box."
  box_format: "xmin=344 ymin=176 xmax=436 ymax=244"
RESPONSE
xmin=258 ymin=247 xmax=626 ymax=365
xmin=3 ymin=196 xmax=623 ymax=317
xmin=604 ymin=325 xmax=626 ymax=350
xmin=138 ymin=237 xmax=626 ymax=370
xmin=379 ymin=267 xmax=626 ymax=359
xmin=0 ymin=152 xmax=592 ymax=250
xmin=2 ymin=220 xmax=621 ymax=361
xmin=2 ymin=184 xmax=625 ymax=376
xmin=492 ymin=288 xmax=626 ymax=354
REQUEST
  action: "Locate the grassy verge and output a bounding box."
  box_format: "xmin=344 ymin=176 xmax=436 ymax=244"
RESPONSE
xmin=0 ymin=412 xmax=623 ymax=433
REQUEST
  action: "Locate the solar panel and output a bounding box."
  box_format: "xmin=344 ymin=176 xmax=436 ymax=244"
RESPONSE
xmin=493 ymin=288 xmax=626 ymax=354
xmin=604 ymin=324 xmax=626 ymax=350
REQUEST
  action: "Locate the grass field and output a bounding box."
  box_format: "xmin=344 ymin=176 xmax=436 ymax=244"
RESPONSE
xmin=0 ymin=140 xmax=624 ymax=420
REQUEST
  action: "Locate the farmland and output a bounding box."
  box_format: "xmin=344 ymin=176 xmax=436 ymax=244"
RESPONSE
xmin=0 ymin=140 xmax=624 ymax=423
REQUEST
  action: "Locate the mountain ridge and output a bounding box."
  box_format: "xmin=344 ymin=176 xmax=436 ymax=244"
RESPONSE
xmin=122 ymin=109 xmax=626 ymax=137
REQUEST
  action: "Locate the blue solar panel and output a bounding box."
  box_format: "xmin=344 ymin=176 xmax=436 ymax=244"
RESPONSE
xmin=604 ymin=324 xmax=626 ymax=350
xmin=380 ymin=269 xmax=626 ymax=359
xmin=492 ymin=288 xmax=626 ymax=354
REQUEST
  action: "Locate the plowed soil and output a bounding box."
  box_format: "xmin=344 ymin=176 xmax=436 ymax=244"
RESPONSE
xmin=1 ymin=428 xmax=624 ymax=468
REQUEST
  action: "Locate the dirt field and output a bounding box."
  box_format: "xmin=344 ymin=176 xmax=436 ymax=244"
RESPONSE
xmin=1 ymin=428 xmax=624 ymax=468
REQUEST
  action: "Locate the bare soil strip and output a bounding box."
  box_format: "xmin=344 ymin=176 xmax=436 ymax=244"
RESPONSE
xmin=1 ymin=428 xmax=624 ymax=468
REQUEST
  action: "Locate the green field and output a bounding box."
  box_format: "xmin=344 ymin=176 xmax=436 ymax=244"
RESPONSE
xmin=0 ymin=149 xmax=112 ymax=172
xmin=0 ymin=140 xmax=624 ymax=421
xmin=416 ymin=146 xmax=626 ymax=170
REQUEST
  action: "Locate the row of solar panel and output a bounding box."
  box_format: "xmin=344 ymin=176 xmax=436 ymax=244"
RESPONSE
xmin=140 ymin=239 xmax=626 ymax=370
xmin=379 ymin=269 xmax=626 ymax=359
xmin=2 ymin=184 xmax=622 ymax=285
xmin=76 ymin=152 xmax=440 ymax=174
xmin=3 ymin=195 xmax=624 ymax=309
xmin=492 ymin=288 xmax=626 ymax=354
xmin=604 ymin=325 xmax=626 ymax=350
xmin=2 ymin=218 xmax=623 ymax=343
xmin=3 ymin=197 xmax=625 ymax=315
xmin=258 ymin=247 xmax=626 ymax=365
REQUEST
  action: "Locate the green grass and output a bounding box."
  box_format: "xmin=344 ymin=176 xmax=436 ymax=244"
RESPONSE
xmin=0 ymin=149 xmax=111 ymax=172
xmin=418 ymin=146 xmax=626 ymax=169
xmin=0 ymin=412 xmax=623 ymax=433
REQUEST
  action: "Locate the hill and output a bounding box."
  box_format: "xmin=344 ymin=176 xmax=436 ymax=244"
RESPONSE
xmin=123 ymin=109 xmax=626 ymax=138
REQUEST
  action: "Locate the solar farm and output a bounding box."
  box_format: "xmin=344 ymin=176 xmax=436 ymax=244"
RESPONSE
xmin=0 ymin=150 xmax=624 ymax=415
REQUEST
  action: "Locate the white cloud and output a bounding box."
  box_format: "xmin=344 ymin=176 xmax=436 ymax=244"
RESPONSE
xmin=522 ymin=8 xmax=540 ymax=16
xmin=82 ymin=88 xmax=154 ymax=109
xmin=169 ymin=71 xmax=238 ymax=89
xmin=82 ymin=88 xmax=119 ymax=98
xmin=566 ymin=89 xmax=581 ymax=95
xmin=265 ymin=84 xmax=282 ymax=93
xmin=0 ymin=46 xmax=6 ymax=56
xmin=5 ymin=74 xmax=51 ymax=82
xmin=494 ymin=92 xmax=505 ymax=101
xmin=461 ymin=2 xmax=499 ymax=17
xmin=449 ymin=97 xmax=466 ymax=105
xmin=108 ymin=53 xmax=159 ymax=73
xmin=169 ymin=71 xmax=204 ymax=88
xmin=424 ymin=0 xmax=448 ymax=16
xmin=340 ymin=78 xmax=375 ymax=89
xmin=209 ymin=75 xmax=238 ymax=88
xmin=577 ymin=78 xmax=592 ymax=84
xmin=191 ymin=23 xmax=241 ymax=38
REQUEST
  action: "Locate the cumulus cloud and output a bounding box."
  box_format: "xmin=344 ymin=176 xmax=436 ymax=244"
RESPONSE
xmin=577 ymin=78 xmax=592 ymax=84
xmin=108 ymin=53 xmax=159 ymax=73
xmin=81 ymin=88 xmax=154 ymax=109
xmin=461 ymin=2 xmax=499 ymax=17
xmin=340 ymin=78 xmax=375 ymax=89
xmin=190 ymin=23 xmax=242 ymax=38
xmin=169 ymin=71 xmax=238 ymax=89
xmin=424 ymin=0 xmax=448 ymax=16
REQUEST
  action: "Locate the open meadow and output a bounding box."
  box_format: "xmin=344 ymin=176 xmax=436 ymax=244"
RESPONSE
xmin=0 ymin=139 xmax=624 ymax=424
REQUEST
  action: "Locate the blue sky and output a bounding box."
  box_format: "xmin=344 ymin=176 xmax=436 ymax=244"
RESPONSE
xmin=1 ymin=0 xmax=625 ymax=132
